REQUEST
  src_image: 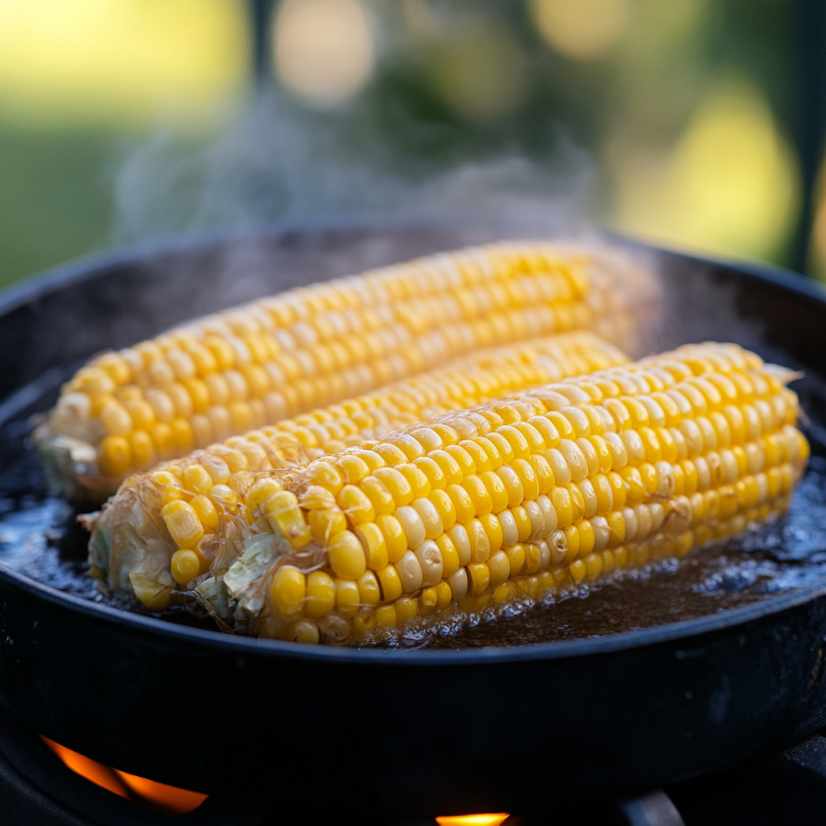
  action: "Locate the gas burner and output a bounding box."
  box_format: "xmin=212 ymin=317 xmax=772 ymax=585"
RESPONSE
xmin=3 ymin=705 xmax=825 ymax=826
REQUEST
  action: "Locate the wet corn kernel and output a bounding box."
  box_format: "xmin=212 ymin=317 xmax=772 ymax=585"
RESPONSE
xmin=415 ymin=540 xmax=444 ymax=586
xmin=307 ymin=461 xmax=343 ymax=495
xmin=339 ymin=454 xmax=370 ymax=485
xmin=412 ymin=497 xmax=444 ymax=539
xmin=446 ymin=484 xmax=475 ymax=523
xmin=170 ymin=549 xmax=201 ymax=586
xmin=420 ymin=586 xmax=439 ymax=613
xmin=375 ymin=605 xmax=398 ymax=628
xmin=183 ymin=464 xmax=214 ymax=495
xmin=356 ymin=523 xmax=389 ymax=570
xmin=305 ymin=571 xmax=336 ymax=618
xmin=512 ymin=506 xmax=533 ymax=542
xmin=328 ymin=530 xmax=367 ymax=580
xmin=300 ymin=485 xmax=337 ymax=511
xmin=430 ymin=489 xmax=457 ymax=532
xmin=414 ymin=456 xmax=446 ymax=490
xmin=245 ymin=478 xmax=282 ymax=512
xmin=360 ymin=476 xmax=396 ymax=516
xmin=362 ymin=514 xmax=402 ymax=564
xmin=396 ymin=550 xmax=424 ymax=592
xmin=479 ymin=512 xmax=504 ymax=553
xmin=270 ymin=565 xmax=306 ymax=618
xmin=374 ymin=467 xmax=413 ymax=506
xmin=358 ymin=571 xmax=382 ymax=605
xmin=308 ymin=508 xmax=347 ymax=543
xmin=337 ymin=484 xmax=376 ymax=526
xmin=265 ymin=490 xmax=312 ymax=549
xmin=161 ymin=500 xmax=203 ymax=550
xmin=467 ymin=519 xmax=491 ymax=563
xmin=99 ymin=436 xmax=132 ymax=477
xmin=436 ymin=533 xmax=461 ymax=577
xmin=377 ymin=563 xmax=404 ymax=603
xmin=569 ymin=559 xmax=587 ymax=585
xmin=399 ymin=464 xmax=431 ymax=500
xmin=190 ymin=495 xmax=220 ymax=533
xmin=290 ymin=620 xmax=320 ymax=645
xmin=100 ymin=400 xmax=132 ymax=437
xmin=150 ymin=470 xmax=181 ymax=506
xmin=488 ymin=550 xmax=511 ymax=586
xmin=335 ymin=579 xmax=360 ymax=616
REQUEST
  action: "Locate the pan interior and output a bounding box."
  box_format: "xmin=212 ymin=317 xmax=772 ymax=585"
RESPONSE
xmin=2 ymin=236 xmax=826 ymax=649
xmin=2 ymin=409 xmax=826 ymax=649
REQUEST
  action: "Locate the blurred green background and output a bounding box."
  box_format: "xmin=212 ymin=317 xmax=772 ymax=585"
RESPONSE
xmin=1 ymin=0 xmax=825 ymax=288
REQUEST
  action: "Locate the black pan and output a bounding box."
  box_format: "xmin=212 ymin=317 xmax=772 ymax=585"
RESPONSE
xmin=1 ymin=227 xmax=826 ymax=818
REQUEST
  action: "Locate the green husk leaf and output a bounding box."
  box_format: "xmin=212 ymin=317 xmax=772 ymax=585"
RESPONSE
xmin=194 ymin=532 xmax=296 ymax=632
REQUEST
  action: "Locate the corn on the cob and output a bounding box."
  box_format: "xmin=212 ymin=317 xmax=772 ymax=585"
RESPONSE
xmin=87 ymin=333 xmax=628 ymax=608
xmin=185 ymin=342 xmax=807 ymax=645
xmin=37 ymin=241 xmax=653 ymax=502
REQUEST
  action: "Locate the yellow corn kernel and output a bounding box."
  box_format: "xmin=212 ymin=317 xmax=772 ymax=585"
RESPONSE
xmin=396 ymin=550 xmax=424 ymax=592
xmin=190 ymin=494 xmax=220 ymax=533
xmin=305 ymin=571 xmax=336 ymax=618
xmin=377 ymin=564 xmax=403 ymax=603
xmin=396 ymin=596 xmax=418 ymax=624
xmin=430 ymin=489 xmax=457 ymax=532
xmin=309 ymin=508 xmax=347 ymax=543
xmin=463 ymin=475 xmax=493 ymax=516
xmin=183 ymin=464 xmax=214 ymax=495
xmin=308 ymin=461 xmax=344 ymax=495
xmin=376 ymin=514 xmax=407 ymax=563
xmin=435 ymin=533 xmax=460 ymax=577
xmin=569 ymin=559 xmax=587 ymax=585
xmin=99 ymin=436 xmax=132 ymax=478
xmin=414 ymin=539 xmax=444 ymax=586
xmin=361 ymin=476 xmax=396 ymax=516
xmin=161 ymin=500 xmax=203 ymax=550
xmin=412 ymin=497 xmax=444 ymax=539
xmin=245 ymin=478 xmax=282 ymax=512
xmin=375 ymin=604 xmax=398 ymax=628
xmin=265 ymin=490 xmax=312 ymax=549
xmin=100 ymin=400 xmax=132 ymax=437
xmin=335 ymin=579 xmax=360 ymax=616
xmin=356 ymin=523 xmax=389 ymax=570
xmin=420 ymin=586 xmax=439 ymax=614
xmin=270 ymin=565 xmax=306 ymax=618
xmin=170 ymin=549 xmax=201 ymax=586
xmin=337 ymin=484 xmax=376 ymax=526
xmin=488 ymin=550 xmax=510 ymax=586
xmin=396 ymin=505 xmax=427 ymax=549
xmin=468 ymin=562 xmax=491 ymax=596
xmin=328 ymin=530 xmax=367 ymax=580
xmin=291 ymin=620 xmax=320 ymax=645
xmin=358 ymin=571 xmax=382 ymax=605
xmin=339 ymin=454 xmax=370 ymax=485
xmin=374 ymin=466 xmax=414 ymax=506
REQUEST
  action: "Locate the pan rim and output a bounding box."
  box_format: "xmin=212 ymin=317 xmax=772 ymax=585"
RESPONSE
xmin=2 ymin=561 xmax=824 ymax=665
xmin=2 ymin=227 xmax=826 ymax=665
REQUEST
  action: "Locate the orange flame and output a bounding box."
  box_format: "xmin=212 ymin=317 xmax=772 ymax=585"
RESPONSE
xmin=435 ymin=815 xmax=510 ymax=826
xmin=42 ymin=737 xmax=206 ymax=814
xmin=114 ymin=769 xmax=207 ymax=814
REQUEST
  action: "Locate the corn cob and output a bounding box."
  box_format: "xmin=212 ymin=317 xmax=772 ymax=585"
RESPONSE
xmin=36 ymin=241 xmax=653 ymax=502
xmin=87 ymin=333 xmax=628 ymax=608
xmin=186 ymin=342 xmax=808 ymax=645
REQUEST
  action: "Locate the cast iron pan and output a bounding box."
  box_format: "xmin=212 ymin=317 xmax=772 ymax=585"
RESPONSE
xmin=0 ymin=227 xmax=825 ymax=818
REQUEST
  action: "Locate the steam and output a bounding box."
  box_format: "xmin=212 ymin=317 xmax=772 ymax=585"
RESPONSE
xmin=107 ymin=90 xmax=774 ymax=368
xmin=112 ymin=91 xmax=598 ymax=248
